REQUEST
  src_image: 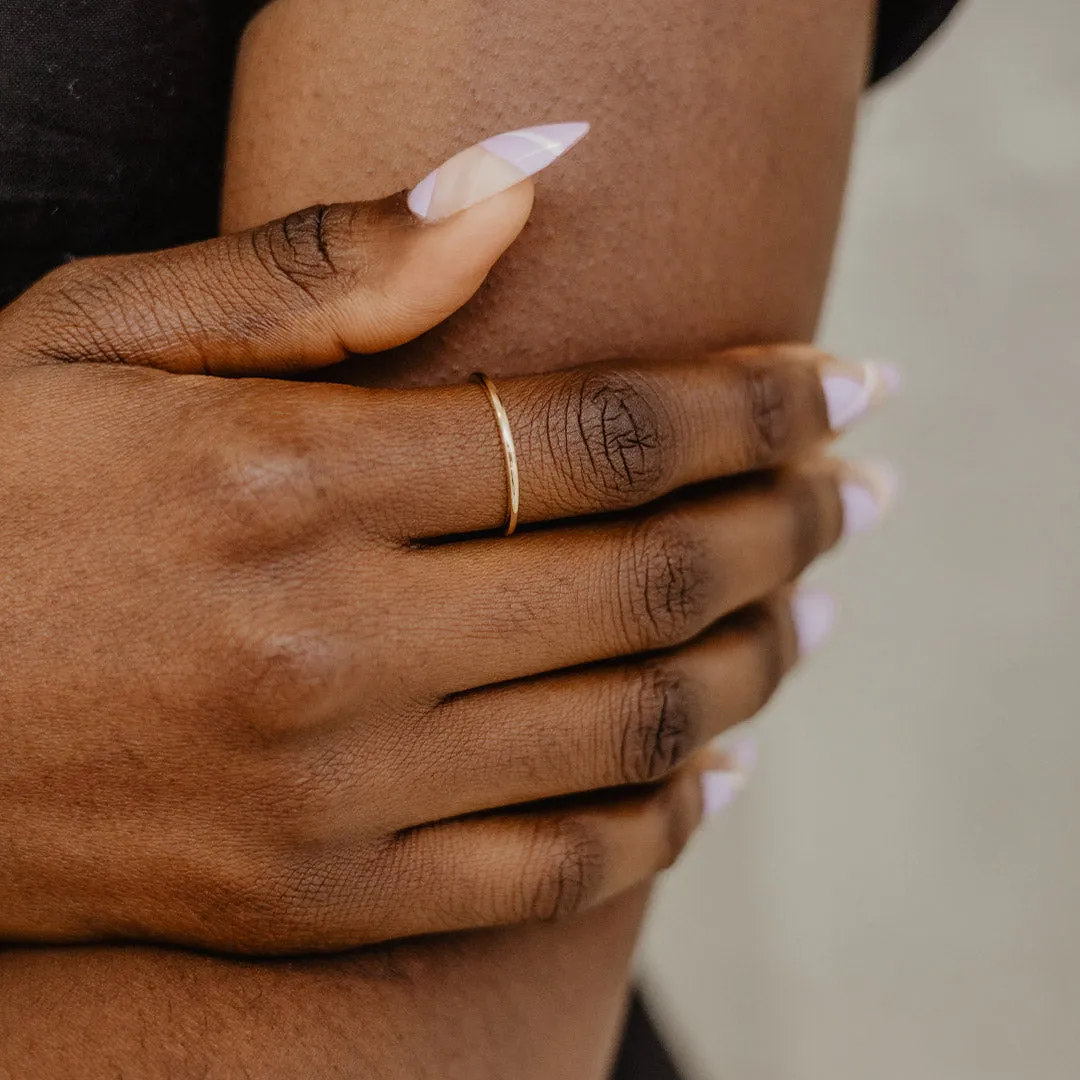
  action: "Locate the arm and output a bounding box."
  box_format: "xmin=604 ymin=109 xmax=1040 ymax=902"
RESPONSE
xmin=0 ymin=908 xmax=647 ymax=1079
xmin=0 ymin=1 xmax=876 ymax=1076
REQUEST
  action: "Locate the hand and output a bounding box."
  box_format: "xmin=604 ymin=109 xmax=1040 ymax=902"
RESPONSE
xmin=0 ymin=148 xmax=892 ymax=954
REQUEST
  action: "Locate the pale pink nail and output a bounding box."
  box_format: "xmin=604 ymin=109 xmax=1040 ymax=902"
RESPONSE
xmin=877 ymin=361 xmax=903 ymax=395
xmin=791 ymin=590 xmax=836 ymax=655
xmin=701 ymin=732 xmax=756 ymax=817
xmin=822 ymin=360 xmax=899 ymax=432
xmin=701 ymin=770 xmax=741 ymax=817
xmin=727 ymin=731 xmax=758 ymax=776
xmin=841 ymin=462 xmax=899 ymax=536
xmin=408 ymin=122 xmax=590 ymax=222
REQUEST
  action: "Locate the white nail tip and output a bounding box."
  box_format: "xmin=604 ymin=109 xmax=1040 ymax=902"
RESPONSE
xmin=823 ymin=361 xmax=898 ymax=431
xmin=824 ymin=375 xmax=872 ymax=431
xmin=480 ymin=122 xmax=591 ymax=177
xmin=701 ymin=770 xmax=741 ymax=817
xmin=841 ymin=483 xmax=881 ymax=536
xmin=407 ymin=122 xmax=590 ymax=221
xmin=407 ymin=171 xmax=436 ymax=219
xmin=729 ymin=733 xmax=758 ymax=777
xmin=841 ymin=462 xmax=899 ymax=536
xmin=702 ymin=732 xmax=757 ymax=817
xmin=878 ymin=361 xmax=902 ymax=395
xmin=791 ymin=590 xmax=836 ymax=655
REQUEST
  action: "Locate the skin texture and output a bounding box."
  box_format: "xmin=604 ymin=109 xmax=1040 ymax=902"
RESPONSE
xmin=223 ymin=0 xmax=873 ymax=381
xmin=0 ymin=911 xmax=655 ymax=1079
xmin=0 ymin=0 xmax=877 ymax=1076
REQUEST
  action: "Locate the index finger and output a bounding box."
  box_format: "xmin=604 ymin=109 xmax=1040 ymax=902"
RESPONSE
xmin=343 ymin=345 xmax=895 ymax=539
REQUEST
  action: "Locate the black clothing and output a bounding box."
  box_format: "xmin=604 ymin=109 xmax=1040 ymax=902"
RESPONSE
xmin=612 ymin=991 xmax=687 ymax=1080
xmin=874 ymin=0 xmax=961 ymax=83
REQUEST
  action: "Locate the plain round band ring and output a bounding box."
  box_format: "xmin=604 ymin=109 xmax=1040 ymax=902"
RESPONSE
xmin=472 ymin=372 xmax=521 ymax=536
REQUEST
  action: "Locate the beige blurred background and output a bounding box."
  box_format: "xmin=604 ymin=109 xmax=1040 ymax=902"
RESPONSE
xmin=641 ymin=1 xmax=1080 ymax=1077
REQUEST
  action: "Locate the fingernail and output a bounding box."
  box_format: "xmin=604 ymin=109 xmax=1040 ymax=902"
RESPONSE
xmin=701 ymin=771 xmax=742 ymax=817
xmin=791 ymin=589 xmax=836 ymax=655
xmin=408 ymin=122 xmax=590 ymax=222
xmin=877 ymin=361 xmax=903 ymax=395
xmin=822 ymin=360 xmax=900 ymax=432
xmin=700 ymin=732 xmax=757 ymax=817
xmin=841 ymin=461 xmax=900 ymax=536
xmin=727 ymin=731 xmax=758 ymax=776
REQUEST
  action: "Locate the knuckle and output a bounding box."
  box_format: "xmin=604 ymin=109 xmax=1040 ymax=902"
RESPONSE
xmin=527 ymin=817 xmax=607 ymax=921
xmin=216 ymin=856 xmax=338 ymax=952
xmin=617 ymin=515 xmax=714 ymax=648
xmin=160 ymin=837 xmax=308 ymax=952
xmin=618 ymin=664 xmax=701 ymax=785
xmin=249 ymin=204 xmax=350 ymax=300
xmin=32 ymin=257 xmax=109 ymax=313
xmin=259 ymin=756 xmax=338 ymax=845
xmin=738 ymin=363 xmax=798 ymax=466
xmin=186 ymin=783 xmax=379 ymax=951
xmin=558 ymin=369 xmax=677 ymax=506
xmin=225 ymin=627 xmax=346 ymax=729
xmin=259 ymin=848 xmax=388 ymax=952
xmin=219 ymin=448 xmax=320 ymax=542
xmin=27 ymin=258 xmax=90 ymax=314
xmin=201 ymin=408 xmax=327 ymax=552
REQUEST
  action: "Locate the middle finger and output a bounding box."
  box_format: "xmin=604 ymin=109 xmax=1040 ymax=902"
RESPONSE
xmin=406 ymin=459 xmax=890 ymax=694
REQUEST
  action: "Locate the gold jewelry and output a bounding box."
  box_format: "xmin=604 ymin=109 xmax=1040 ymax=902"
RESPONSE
xmin=472 ymin=372 xmax=520 ymax=536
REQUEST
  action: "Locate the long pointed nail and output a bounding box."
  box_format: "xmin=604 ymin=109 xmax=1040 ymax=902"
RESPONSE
xmin=841 ymin=461 xmax=899 ymax=537
xmin=408 ymin=122 xmax=590 ymax=223
xmin=791 ymin=589 xmax=837 ymax=655
xmin=700 ymin=732 xmax=757 ymax=817
xmin=822 ymin=360 xmax=900 ymax=432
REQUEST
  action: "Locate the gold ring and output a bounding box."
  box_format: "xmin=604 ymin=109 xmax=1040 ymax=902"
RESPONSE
xmin=472 ymin=372 xmax=520 ymax=536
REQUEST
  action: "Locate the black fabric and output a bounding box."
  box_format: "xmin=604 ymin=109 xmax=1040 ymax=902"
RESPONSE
xmin=873 ymin=0 xmax=960 ymax=82
xmin=0 ymin=1 xmax=961 ymax=1076
xmin=612 ymin=991 xmax=685 ymax=1080
xmin=0 ymin=1 xmax=233 ymax=304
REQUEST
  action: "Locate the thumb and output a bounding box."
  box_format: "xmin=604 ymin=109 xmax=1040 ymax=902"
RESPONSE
xmin=2 ymin=123 xmax=589 ymax=376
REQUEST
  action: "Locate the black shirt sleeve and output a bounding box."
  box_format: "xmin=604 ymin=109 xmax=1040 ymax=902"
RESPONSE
xmin=871 ymin=0 xmax=963 ymax=83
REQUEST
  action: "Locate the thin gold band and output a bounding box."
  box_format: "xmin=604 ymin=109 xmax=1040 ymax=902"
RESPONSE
xmin=472 ymin=372 xmax=520 ymax=537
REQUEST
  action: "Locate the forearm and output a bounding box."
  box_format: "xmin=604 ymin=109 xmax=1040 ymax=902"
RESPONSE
xmin=0 ymin=895 xmax=646 ymax=1079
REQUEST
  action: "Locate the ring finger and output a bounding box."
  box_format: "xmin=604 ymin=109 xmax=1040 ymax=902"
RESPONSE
xmin=312 ymin=347 xmax=894 ymax=541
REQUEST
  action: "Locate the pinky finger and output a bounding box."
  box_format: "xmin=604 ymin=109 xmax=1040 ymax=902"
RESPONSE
xmin=381 ymin=755 xmax=731 ymax=938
